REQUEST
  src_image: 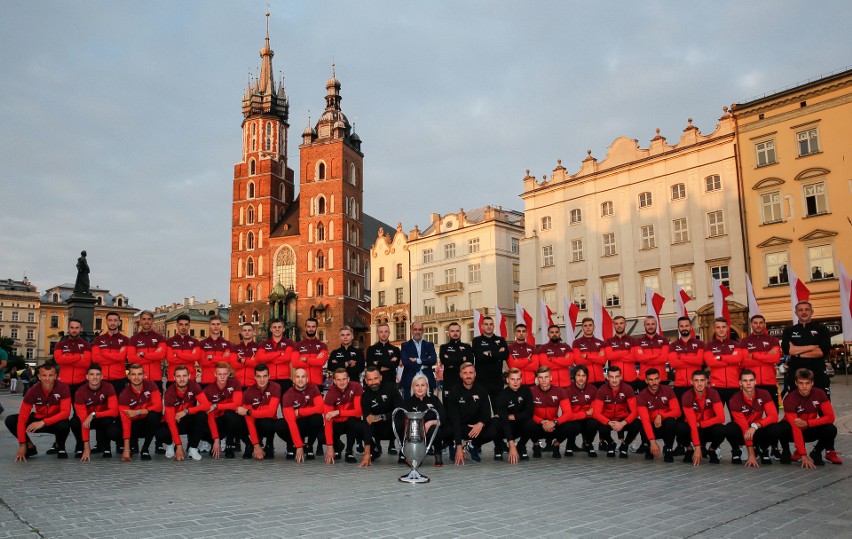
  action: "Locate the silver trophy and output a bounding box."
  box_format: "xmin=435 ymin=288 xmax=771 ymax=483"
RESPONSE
xmin=392 ymin=407 xmax=440 ymax=484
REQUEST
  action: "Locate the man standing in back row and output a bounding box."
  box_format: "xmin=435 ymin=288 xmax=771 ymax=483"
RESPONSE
xmin=366 ymin=323 xmax=402 ymax=389
xmin=782 ymin=301 xmax=831 ymax=398
xmin=439 ymin=322 xmax=474 ymax=398
xmin=92 ymin=311 xmax=130 ymax=396
xmin=472 ymin=316 xmax=510 ymax=406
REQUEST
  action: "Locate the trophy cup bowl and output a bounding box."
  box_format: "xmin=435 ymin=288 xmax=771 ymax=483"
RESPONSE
xmin=392 ymin=407 xmax=440 ymax=484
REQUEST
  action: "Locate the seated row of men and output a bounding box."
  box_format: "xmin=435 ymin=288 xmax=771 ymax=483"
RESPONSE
xmin=6 ymin=355 xmax=840 ymax=469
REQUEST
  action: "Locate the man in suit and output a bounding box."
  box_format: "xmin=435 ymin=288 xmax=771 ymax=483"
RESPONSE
xmin=400 ymin=322 xmax=437 ymax=400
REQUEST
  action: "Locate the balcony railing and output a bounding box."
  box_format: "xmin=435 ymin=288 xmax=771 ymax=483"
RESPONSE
xmin=434 ymin=281 xmax=464 ymax=294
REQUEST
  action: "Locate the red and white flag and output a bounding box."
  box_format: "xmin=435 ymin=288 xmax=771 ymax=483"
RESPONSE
xmin=563 ymin=297 xmax=580 ymax=345
xmin=712 ymin=278 xmax=733 ymax=330
xmin=673 ymin=282 xmax=694 ymax=338
xmin=472 ymin=309 xmax=483 ymax=338
xmin=839 ymin=262 xmax=852 ymax=342
xmin=591 ymin=293 xmax=614 ymax=341
xmin=788 ymin=266 xmax=811 ymax=325
xmin=645 ymin=287 xmax=665 ymax=336
xmin=494 ymin=306 xmax=508 ymax=339
xmin=538 ymin=300 xmax=554 ymax=345
xmin=515 ymin=303 xmax=535 ymax=346
xmin=745 ymin=274 xmax=761 ymax=317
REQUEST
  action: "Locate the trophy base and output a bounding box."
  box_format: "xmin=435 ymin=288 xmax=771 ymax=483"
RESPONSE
xmin=398 ymin=469 xmax=430 ymax=484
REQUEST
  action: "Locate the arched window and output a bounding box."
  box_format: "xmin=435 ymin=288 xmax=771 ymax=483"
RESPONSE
xmin=116 ymin=298 xmax=123 ymax=307
xmin=265 ymin=122 xmax=272 ymax=151
xmin=252 ymin=310 xmax=259 ymax=323
xmin=247 ymin=181 xmax=255 ymax=199
xmin=249 ymin=159 xmax=256 ymax=175
xmin=279 ymin=184 xmax=285 ymax=201
xmin=317 ymin=161 xmax=326 ymax=180
xmin=239 ymin=311 xmax=246 ymax=323
xmin=316 ymin=279 xmax=324 ymax=297
xmin=247 ymin=257 xmax=255 ymax=277
xmin=307 ymin=279 xmax=314 ymax=297
xmin=317 ymin=223 xmax=325 ymax=241
xmin=246 ymin=285 xmax=254 ymax=302
xmin=52 ymin=293 xmax=59 ymax=302
xmin=328 ymin=248 xmax=334 ymax=269
xmin=350 ymin=163 xmax=357 ymax=185
xmin=275 ymin=246 xmax=297 ymax=290
xmin=247 ymin=231 xmax=255 ymax=250
xmin=247 ymin=205 xmax=255 ymax=224
xmin=317 ymin=196 xmax=326 ymax=214
xmin=250 ymin=123 xmax=257 ymax=151
xmin=317 ymin=250 xmax=325 ymax=270
xmin=328 ymin=277 xmax=334 ymax=295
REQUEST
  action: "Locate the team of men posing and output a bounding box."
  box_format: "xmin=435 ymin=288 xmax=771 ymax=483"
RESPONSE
xmin=5 ymin=301 xmax=842 ymax=469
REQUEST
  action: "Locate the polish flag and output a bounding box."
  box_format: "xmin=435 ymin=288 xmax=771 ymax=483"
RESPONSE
xmin=592 ymin=293 xmax=614 ymax=341
xmin=674 ymin=282 xmax=694 ymax=338
xmin=538 ymin=300 xmax=554 ymax=345
xmin=745 ymin=274 xmax=761 ymax=317
xmin=472 ymin=309 xmax=483 ymax=338
xmin=563 ymin=297 xmax=580 ymax=345
xmin=645 ymin=287 xmax=665 ymax=336
xmin=515 ymin=303 xmax=535 ymax=345
xmin=495 ymin=306 xmax=508 ymax=339
xmin=840 ymin=263 xmax=852 ymax=343
xmin=788 ymin=266 xmax=811 ymax=325
xmin=712 ymin=278 xmax=733 ymax=331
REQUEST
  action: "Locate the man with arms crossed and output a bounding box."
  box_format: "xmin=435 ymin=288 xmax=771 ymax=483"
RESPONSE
xmin=439 ymin=322 xmax=474 ymax=397
xmin=71 ymin=364 xmax=119 ymax=460
xmin=704 ymin=317 xmax=742 ymax=406
xmin=633 ymin=316 xmax=668 ymax=393
xmin=232 ymin=322 xmax=260 ymax=388
xmin=536 ymin=325 xmax=573 ymax=389
xmin=54 ymin=318 xmax=91 ymax=397
xmin=361 ymin=366 xmax=404 ymax=463
xmin=471 ymin=316 xmax=510 ymax=407
xmin=256 ymin=319 xmax=296 ymax=393
xmin=366 ymin=323 xmax=402 ymax=389
xmin=507 ymin=324 xmax=538 ymax=387
xmin=118 ymin=364 xmax=163 ymax=461
xmin=92 ymin=311 xmax=130 ymax=395
xmin=164 ymin=314 xmax=201 ymax=387
xmin=328 ymin=326 xmax=365 ymax=384
xmin=782 ymin=301 xmax=831 ymax=398
xmin=295 ymin=318 xmax=328 ymax=390
xmin=603 ymin=316 xmax=636 ymax=391
xmin=127 ymin=310 xmax=167 ymax=391
xmin=5 ymin=363 xmax=72 ymax=461
xmin=667 ymin=317 xmax=705 ymax=401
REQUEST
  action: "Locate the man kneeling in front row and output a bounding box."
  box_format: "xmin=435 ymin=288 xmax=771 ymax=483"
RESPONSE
xmin=6 ymin=363 xmax=72 ymax=461
xmin=779 ymin=368 xmax=842 ymax=467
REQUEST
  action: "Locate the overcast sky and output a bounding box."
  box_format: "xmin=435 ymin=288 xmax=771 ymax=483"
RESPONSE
xmin=1 ymin=1 xmax=849 ymax=310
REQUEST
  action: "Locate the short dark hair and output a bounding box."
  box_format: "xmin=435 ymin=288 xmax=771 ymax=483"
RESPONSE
xmin=691 ymin=370 xmax=707 ymax=380
xmin=581 ymin=317 xmax=594 ymax=324
xmin=333 ymin=368 xmax=349 ymax=377
xmin=173 ymin=365 xmax=189 ymax=375
xmin=365 ymin=366 xmax=381 ymax=375
xmin=515 ymin=323 xmax=526 ymax=330
xmin=209 ymin=314 xmax=222 ymax=322
xmin=241 ymin=322 xmax=254 ymax=329
xmin=128 ymin=363 xmax=143 ymax=371
xmin=39 ymin=362 xmax=58 ymax=373
xmin=645 ymin=368 xmax=660 ymax=378
xmin=794 ymin=301 xmax=813 ymax=310
xmin=270 ymin=318 xmax=285 ymax=326
xmin=535 ymin=366 xmax=551 ymax=375
xmin=677 ymin=316 xmax=691 ymax=324
xmin=306 ymin=317 xmax=319 ymax=326
xmin=572 ymin=365 xmax=589 ymax=380
xmin=447 ymin=322 xmax=461 ymax=330
xmin=254 ymin=363 xmax=269 ymax=374
xmin=612 ymin=315 xmax=626 ymax=322
xmin=69 ymin=318 xmax=83 ymax=327
xmin=714 ymin=317 xmax=728 ymax=325
xmin=547 ymin=324 xmax=560 ymax=332
xmin=739 ymin=368 xmax=756 ymax=380
xmin=795 ymin=368 xmax=814 ymax=381
xmin=607 ymin=365 xmax=621 ymax=374
xmin=176 ymin=314 xmax=191 ymax=323
xmin=106 ymin=311 xmax=120 ymax=319
xmin=87 ymin=363 xmax=102 ymax=373
xmin=749 ymin=314 xmax=766 ymax=323
xmin=482 ymin=316 xmax=493 ymax=322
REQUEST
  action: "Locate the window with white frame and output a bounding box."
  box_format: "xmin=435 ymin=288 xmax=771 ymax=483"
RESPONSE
xmin=601 ymin=201 xmax=613 ymax=217
xmin=604 ymin=279 xmax=620 ymax=307
xmin=542 ymin=288 xmax=557 ymax=311
xmin=27 ymin=328 xmax=34 ymax=340
xmin=808 ymin=245 xmax=835 ymax=280
xmin=512 ymin=264 xmax=520 ymax=285
xmin=797 ymin=128 xmax=819 ymax=157
xmin=760 ymin=191 xmax=783 ymax=224
xmin=423 ymin=326 xmax=438 ymax=343
xmin=755 ymin=140 xmax=776 ymax=167
xmin=11 ymin=328 xmax=18 ymax=340
xmin=396 ymin=263 xmax=403 ymax=279
xmin=444 ymin=268 xmax=456 ymax=284
xmin=445 ymin=295 xmax=457 ymax=312
xmin=469 ymin=291 xmax=483 ymax=310
xmin=710 ymin=264 xmax=730 ymax=288
xmin=378 ymin=267 xmax=385 ymax=282
xmin=672 ymin=218 xmax=689 ymax=243
xmin=395 ymin=287 xmax=404 ymax=304
xmin=511 ymin=237 xmax=520 ymax=254
xmin=468 ymin=264 xmax=481 ymax=283
xmin=468 ymin=238 xmax=480 ymax=253
xmin=377 ymin=291 xmax=386 ymax=307
xmin=27 ymin=312 xmax=34 ymax=323
xmin=571 ymin=239 xmax=584 ymax=262
xmin=765 ymin=251 xmax=789 ymax=285
xmin=602 ymin=233 xmax=616 ymax=256
xmin=11 ymin=312 xmax=19 ymax=322
xmin=707 ymin=210 xmax=725 ymax=237
xmin=26 ymin=348 xmax=33 ymax=360
xmin=804 ymin=182 xmax=828 ymax=216
xmin=541 ymin=216 xmax=552 ymax=230
xmin=423 ymin=272 xmax=433 ymax=290
xmin=423 ymin=298 xmax=435 ymax=315
xmin=640 ymin=225 xmax=656 ymax=249
xmin=542 ymin=245 xmax=554 ymax=267
xmin=570 ymin=209 xmax=583 ymax=224
xmin=638 ymin=192 xmax=653 ymax=208
xmin=640 ymin=274 xmax=660 ymax=304
xmin=673 ymin=268 xmax=694 ymax=297
xmin=423 ymin=249 xmax=433 ymax=263
xmin=671 ymin=183 xmax=686 ymax=200
xmin=445 ymin=243 xmax=456 ymax=259
xmin=705 ymin=175 xmax=722 ymax=192
xmin=571 ymin=282 xmax=587 ymax=310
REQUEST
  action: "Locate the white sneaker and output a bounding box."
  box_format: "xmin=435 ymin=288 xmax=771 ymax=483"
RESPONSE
xmin=187 ymin=447 xmax=202 ymax=461
xmin=197 ymin=441 xmax=212 ymax=453
xmin=165 ymin=444 xmax=176 ymax=458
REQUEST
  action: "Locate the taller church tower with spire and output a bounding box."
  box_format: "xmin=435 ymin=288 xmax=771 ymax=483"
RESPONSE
xmin=230 ymin=15 xmax=376 ymax=347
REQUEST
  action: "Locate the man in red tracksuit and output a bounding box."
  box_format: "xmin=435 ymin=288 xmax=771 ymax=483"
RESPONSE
xmin=232 ymin=322 xmax=261 ymax=388
xmin=280 ymin=367 xmax=325 ymax=462
xmin=704 ymin=317 xmax=742 ymax=406
xmin=738 ymin=315 xmax=781 ymax=406
xmin=725 ymin=369 xmax=781 ymax=467
xmin=198 ymin=315 xmax=233 ymax=388
xmin=5 ymin=363 xmax=72 ymax=461
xmin=559 ymin=365 xmax=599 ymax=457
xmin=256 ymin=318 xmax=296 ymax=393
xmin=238 ymin=363 xmax=282 ymax=460
xmin=165 ymin=314 xmax=201 ymax=386
xmin=127 ymin=310 xmax=167 ymax=391
xmin=524 ymin=366 xmax=568 ymax=459
xmin=677 ymin=369 xmax=726 ymax=465
xmin=158 ymin=365 xmax=211 ymax=461
xmin=118 ymin=364 xmax=162 ymax=461
xmin=536 ymin=325 xmax=573 ymax=389
xmin=667 ymin=317 xmax=705 ymax=401
xmin=603 ymin=316 xmax=636 ymax=391
xmin=591 ymin=365 xmax=640 ymax=458
xmin=295 ymin=318 xmax=328 ymax=390
xmin=780 ymin=367 xmax=841 ymax=467
xmin=323 ymin=368 xmax=366 ymax=464
xmin=507 ymin=324 xmax=538 ymax=387
xmin=92 ymin=311 xmax=130 ymax=395
xmin=636 ymin=368 xmax=682 ymax=463
xmin=71 ymin=364 xmax=119 ymax=460
xmin=633 ymin=316 xmax=669 ymax=393
xmin=573 ymin=319 xmax=607 ymax=389
xmin=202 ymin=362 xmax=244 ymax=459
xmin=54 ymin=318 xmax=92 ymax=397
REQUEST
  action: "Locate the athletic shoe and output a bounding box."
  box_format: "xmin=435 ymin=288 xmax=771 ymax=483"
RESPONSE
xmin=551 ymin=446 xmax=561 ymax=459
xmin=564 ymin=448 xmax=574 ymax=457
xmin=75 ymin=449 xmax=84 ymax=458
xmin=164 ymin=444 xmax=176 ymax=459
xmin=155 ymin=445 xmax=166 ymax=455
xmin=427 ymin=446 xmax=435 ymax=456
xmin=467 ymin=443 xmax=481 ymax=462
xmin=224 ymin=447 xmax=235 ymax=459
xmin=140 ymin=451 xmax=152 ymax=461
xmin=644 ymin=450 xmax=654 ymax=461
xmin=57 ymin=450 xmax=68 ymax=459
xmin=809 ymin=449 xmax=825 ymax=466
xmin=780 ymin=451 xmax=791 ymax=465
xmin=102 ymin=450 xmax=112 ymax=459
xmin=493 ymin=452 xmax=504 ymax=461
xmin=355 ymin=443 xmax=364 ymax=455
xmin=286 ymin=448 xmax=295 ymax=460
xmin=760 ymin=455 xmax=772 ymax=465
xmin=519 ymin=450 xmax=529 ymax=461
xmin=197 ymin=441 xmax=212 ymax=453
xmin=344 ymin=453 xmax=357 ymax=464
xmin=532 ymin=446 xmax=542 ymax=459
xmin=731 ymin=454 xmax=742 ymax=465
xmin=708 ymin=451 xmax=720 ymax=464
xmin=683 ymin=449 xmax=694 ymax=463
xmin=397 ymin=454 xmax=407 ymax=465
xmin=306 ymin=449 xmax=316 ymax=460
xmin=771 ymin=448 xmax=782 ymax=461
xmin=242 ymin=447 xmax=253 ymax=460
xmin=26 ymin=446 xmax=38 ymax=458
xmin=663 ymin=448 xmax=673 ymax=463
xmin=825 ymin=451 xmax=843 ymax=465
xmin=46 ymin=445 xmax=58 ymax=455
xmin=618 ymin=444 xmax=629 ymax=459
xmin=587 ymin=448 xmax=598 ymax=458
xmin=334 ymin=451 xmax=342 ymax=460
xmin=263 ymin=447 xmax=275 ymax=460
xmin=635 ymin=443 xmax=648 ymax=454
xmin=187 ymin=448 xmax=202 ymax=461
xmin=434 ymin=451 xmax=444 ymax=467
xmin=606 ymin=444 xmax=616 ymax=458
xmin=672 ymin=445 xmax=685 ymax=457
xmin=388 ymin=446 xmax=398 ymax=456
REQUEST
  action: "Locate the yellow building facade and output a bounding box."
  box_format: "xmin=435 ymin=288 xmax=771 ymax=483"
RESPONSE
xmin=732 ymin=68 xmax=851 ymax=336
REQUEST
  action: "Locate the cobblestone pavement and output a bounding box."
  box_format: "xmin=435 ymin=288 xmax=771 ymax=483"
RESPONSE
xmin=1 ymin=378 xmax=851 ymax=539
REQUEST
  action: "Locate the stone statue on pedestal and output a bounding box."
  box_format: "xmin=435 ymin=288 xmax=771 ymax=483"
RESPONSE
xmin=74 ymin=250 xmax=91 ymax=295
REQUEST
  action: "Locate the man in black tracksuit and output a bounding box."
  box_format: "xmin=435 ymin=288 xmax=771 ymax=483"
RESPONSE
xmin=327 ymin=326 xmax=366 ymax=383
xmin=365 ymin=323 xmax=402 ymax=389
xmin=361 ymin=367 xmax=403 ymax=461
xmin=446 ymin=362 xmax=498 ymax=465
xmin=782 ymin=301 xmax=832 ymax=398
xmin=471 ymin=316 xmax=510 ymax=410
xmin=495 ymin=367 xmax=534 ymax=463
xmin=440 ymin=322 xmax=474 ymax=399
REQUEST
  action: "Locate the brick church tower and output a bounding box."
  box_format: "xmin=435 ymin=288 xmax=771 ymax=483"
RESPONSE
xmin=229 ymin=15 xmax=374 ymax=347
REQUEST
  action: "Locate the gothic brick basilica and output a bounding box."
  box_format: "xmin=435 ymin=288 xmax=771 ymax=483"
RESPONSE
xmin=229 ymin=17 xmax=387 ymax=347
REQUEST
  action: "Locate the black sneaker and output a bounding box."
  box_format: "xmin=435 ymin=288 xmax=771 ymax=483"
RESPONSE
xmin=760 ymin=454 xmax=772 ymax=465
xmin=345 ymin=453 xmax=357 ymax=464
xmin=519 ymin=450 xmax=529 ymax=461
xmin=732 ymin=454 xmax=742 ymax=465
xmin=587 ymin=448 xmax=598 ymax=458
xmin=663 ymin=448 xmax=673 ymax=463
xmin=708 ymin=451 xmax=720 ymax=464
xmin=564 ymin=448 xmax=574 ymax=457
xmin=683 ymin=449 xmax=694 ymax=463
xmin=75 ymin=449 xmax=84 ymax=458
xmin=355 ymin=443 xmax=364 ymax=455
xmin=26 ymin=446 xmax=38 ymax=458
xmin=427 ymin=446 xmax=435 ymax=456
xmin=155 ymin=446 xmax=166 ymax=455
xmin=771 ymin=448 xmax=782 ymax=461
xmin=46 ymin=444 xmax=58 ymax=455
xmin=263 ymin=447 xmax=275 ymax=460
xmin=225 ymin=447 xmax=235 ymax=459
xmin=532 ymin=446 xmax=542 ymax=459
xmin=644 ymin=450 xmax=654 ymax=461
xmin=334 ymin=451 xmax=342 ymax=460
xmin=130 ymin=445 xmax=139 ymax=455
xmin=243 ymin=447 xmax=253 ymax=460
xmin=809 ymin=449 xmax=825 ymax=466
xmin=232 ymin=442 xmax=242 ymax=453
xmin=286 ymin=449 xmax=295 ymax=460
xmin=140 ymin=450 xmax=152 ymax=461
xmin=493 ymin=452 xmax=504 ymax=461
xmin=780 ymin=451 xmax=791 ymax=465
xmin=618 ymin=444 xmax=629 ymax=459
xmin=672 ymin=445 xmax=685 ymax=457
xmin=306 ymin=449 xmax=316 ymax=460
xmin=434 ymin=451 xmax=444 ymax=466
xmin=102 ymin=450 xmax=113 ymax=459
xmin=398 ymin=453 xmax=407 ymax=464
xmin=635 ymin=443 xmax=648 ymax=454
xmin=388 ymin=446 xmax=398 ymax=456
xmin=606 ymin=444 xmax=616 ymax=458
xmin=57 ymin=450 xmax=68 ymax=459
xmin=552 ymin=446 xmax=561 ymax=459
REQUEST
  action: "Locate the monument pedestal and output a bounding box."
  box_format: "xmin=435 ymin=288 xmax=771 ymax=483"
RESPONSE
xmin=66 ymin=292 xmax=97 ymax=337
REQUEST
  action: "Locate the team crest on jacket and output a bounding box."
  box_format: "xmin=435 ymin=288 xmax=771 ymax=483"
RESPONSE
xmin=661 ymin=397 xmax=668 ymax=403
xmin=551 ymin=395 xmax=559 ymax=402
xmin=811 ymin=400 xmax=820 ymax=407
xmin=473 ymin=395 xmax=479 ymax=401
